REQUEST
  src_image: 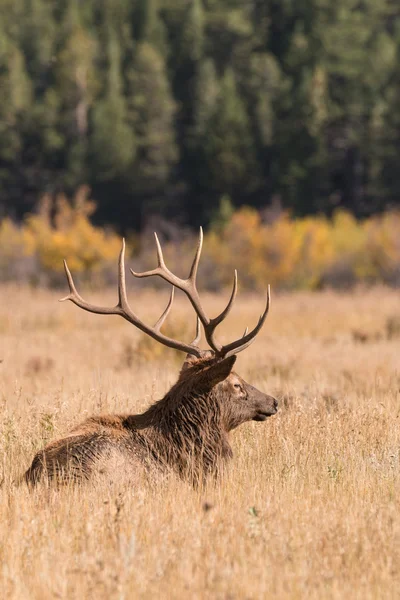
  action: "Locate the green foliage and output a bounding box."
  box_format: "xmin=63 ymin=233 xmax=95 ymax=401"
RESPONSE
xmin=125 ymin=42 xmax=178 ymax=198
xmin=134 ymin=0 xmax=169 ymax=56
xmin=178 ymin=0 xmax=205 ymax=62
xmin=0 ymin=0 xmax=399 ymax=228
xmin=209 ymin=195 xmax=234 ymax=232
xmin=90 ymin=35 xmax=135 ymax=179
xmin=202 ymin=69 xmax=258 ymax=195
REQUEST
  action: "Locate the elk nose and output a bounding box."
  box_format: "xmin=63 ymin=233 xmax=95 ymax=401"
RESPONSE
xmin=273 ymin=398 xmax=278 ymax=411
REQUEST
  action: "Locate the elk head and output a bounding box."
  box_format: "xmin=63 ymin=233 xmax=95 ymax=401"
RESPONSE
xmin=179 ymin=353 xmax=278 ymax=431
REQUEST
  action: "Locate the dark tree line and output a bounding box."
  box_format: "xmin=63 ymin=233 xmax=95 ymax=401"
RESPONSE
xmin=0 ymin=0 xmax=400 ymax=231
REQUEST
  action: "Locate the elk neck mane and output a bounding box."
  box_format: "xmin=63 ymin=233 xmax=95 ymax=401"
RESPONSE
xmin=123 ymin=357 xmax=233 ymax=473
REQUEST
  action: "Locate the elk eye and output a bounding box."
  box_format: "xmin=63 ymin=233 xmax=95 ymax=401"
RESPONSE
xmin=233 ymin=383 xmax=241 ymax=390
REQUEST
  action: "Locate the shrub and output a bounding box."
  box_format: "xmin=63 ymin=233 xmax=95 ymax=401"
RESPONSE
xmin=0 ymin=192 xmax=399 ymax=290
xmin=0 ymin=187 xmax=122 ymax=286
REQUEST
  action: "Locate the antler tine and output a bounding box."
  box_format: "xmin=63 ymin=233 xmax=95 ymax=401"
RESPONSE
xmin=189 ymin=227 xmax=203 ymax=282
xmin=209 ymin=270 xmax=238 ymax=328
xmin=60 ymin=241 xmax=202 ymax=358
xmin=154 ymin=232 xmax=167 ymax=269
xmin=118 ymin=238 xmax=130 ymax=309
xmin=154 ymin=287 xmax=175 ymax=331
xmin=60 ymin=260 xmax=78 ymax=302
xmin=128 ymin=232 xmax=169 ymax=281
xmin=191 ymin=317 xmax=201 ymax=346
xmin=198 ymin=269 xmax=237 ymax=352
xmin=60 ymin=261 xmax=116 ymax=315
xmin=220 ymin=285 xmax=271 ymax=359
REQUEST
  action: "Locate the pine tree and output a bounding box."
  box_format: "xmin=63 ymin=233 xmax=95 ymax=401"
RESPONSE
xmin=380 ymin=24 xmax=400 ymax=206
xmin=193 ymin=59 xmax=219 ymax=141
xmin=0 ymin=33 xmax=34 ymax=213
xmin=54 ymin=2 xmax=97 ymax=187
xmin=178 ymin=0 xmax=205 ymax=63
xmin=171 ymin=0 xmax=206 ymax=210
xmin=20 ymin=0 xmax=56 ymax=89
xmin=125 ymin=42 xmax=178 ymax=200
xmin=316 ymin=0 xmax=396 ymax=214
xmin=201 ymin=68 xmax=258 ymax=198
xmin=90 ymin=34 xmax=135 ymax=180
xmin=133 ymin=0 xmax=169 ymax=57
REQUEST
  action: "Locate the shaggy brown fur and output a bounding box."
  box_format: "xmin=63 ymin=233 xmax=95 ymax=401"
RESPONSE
xmin=24 ymin=355 xmax=278 ymax=486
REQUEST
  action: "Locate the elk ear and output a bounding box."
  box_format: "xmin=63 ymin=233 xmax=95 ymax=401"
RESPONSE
xmin=181 ymin=350 xmax=214 ymax=373
xmin=205 ymin=356 xmax=237 ymax=387
xmin=181 ymin=354 xmax=198 ymax=372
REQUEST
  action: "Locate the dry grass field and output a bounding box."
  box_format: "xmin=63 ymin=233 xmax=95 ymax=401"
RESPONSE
xmin=0 ymin=283 xmax=399 ymax=599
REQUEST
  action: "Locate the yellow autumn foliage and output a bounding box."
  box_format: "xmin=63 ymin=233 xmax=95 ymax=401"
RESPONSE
xmin=0 ymin=187 xmax=121 ymax=284
xmin=0 ymin=191 xmax=399 ymax=289
xmin=0 ymin=218 xmax=28 ymax=279
xmin=24 ymin=187 xmax=121 ymax=276
xmin=202 ymin=206 xmax=400 ymax=289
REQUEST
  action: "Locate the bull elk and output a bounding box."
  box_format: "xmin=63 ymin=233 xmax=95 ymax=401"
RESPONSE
xmin=24 ymin=229 xmax=278 ymax=486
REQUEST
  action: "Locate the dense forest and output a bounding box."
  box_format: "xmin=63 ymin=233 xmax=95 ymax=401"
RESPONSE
xmin=0 ymin=0 xmax=400 ymax=232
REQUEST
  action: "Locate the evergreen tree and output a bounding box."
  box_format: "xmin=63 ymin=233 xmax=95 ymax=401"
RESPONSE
xmin=202 ymin=69 xmax=258 ymax=200
xmin=171 ymin=0 xmax=206 ymax=213
xmin=20 ymin=0 xmax=56 ymax=90
xmin=178 ymin=0 xmax=205 ymax=63
xmin=317 ymin=0 xmax=397 ymax=214
xmin=193 ymin=59 xmax=219 ymax=141
xmin=54 ymin=2 xmax=96 ymax=187
xmin=125 ymin=42 xmax=178 ymax=202
xmin=133 ymin=0 xmax=169 ymax=57
xmin=90 ymin=34 xmax=135 ymax=180
xmin=381 ymin=26 xmax=400 ymax=206
xmin=0 ymin=34 xmax=34 ymax=215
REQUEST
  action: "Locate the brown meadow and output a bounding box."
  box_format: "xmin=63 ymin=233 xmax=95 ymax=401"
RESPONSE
xmin=0 ymin=284 xmax=399 ymax=599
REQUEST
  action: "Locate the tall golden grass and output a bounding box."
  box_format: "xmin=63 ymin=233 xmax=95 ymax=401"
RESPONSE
xmin=0 ymin=284 xmax=399 ymax=599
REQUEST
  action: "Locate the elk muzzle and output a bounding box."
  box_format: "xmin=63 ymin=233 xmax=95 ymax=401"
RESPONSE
xmin=252 ymin=391 xmax=278 ymax=422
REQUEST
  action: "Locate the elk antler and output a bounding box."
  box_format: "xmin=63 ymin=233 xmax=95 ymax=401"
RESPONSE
xmin=130 ymin=228 xmax=270 ymax=358
xmin=60 ymin=240 xmax=203 ymax=358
